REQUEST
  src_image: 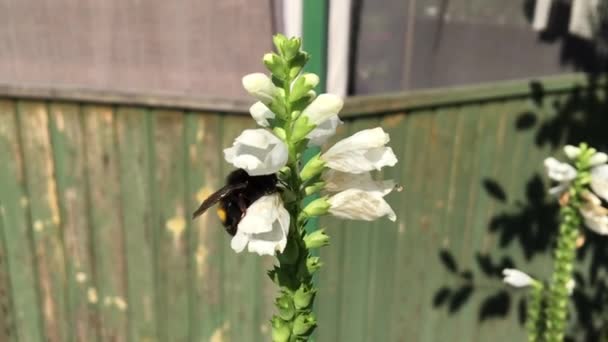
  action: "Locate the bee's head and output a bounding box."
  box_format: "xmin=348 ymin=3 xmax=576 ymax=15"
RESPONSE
xmin=226 ymin=169 xmax=250 ymax=185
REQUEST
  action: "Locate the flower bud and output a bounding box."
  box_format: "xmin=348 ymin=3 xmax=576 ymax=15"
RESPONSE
xmin=263 ymin=53 xmax=287 ymax=80
xmin=275 ymin=292 xmax=295 ymax=321
xmin=304 ymin=181 xmax=325 ymax=196
xmin=294 ymin=284 xmax=317 ymax=310
xmin=293 ymin=313 xmax=317 ymax=336
xmin=290 ymin=73 xmax=319 ymax=102
xmin=249 ymin=102 xmax=275 ymax=127
xmin=306 ymin=256 xmax=323 ymax=273
xmin=564 ymin=145 xmax=580 ymax=160
xmin=273 ymin=34 xmax=288 ymax=56
xmin=242 ymin=73 xmax=279 ymax=105
xmin=291 ymin=115 xmax=316 ymax=142
xmin=301 ymin=94 xmax=343 ymax=125
xmin=271 ymin=316 xmax=291 ymax=342
xmin=300 ymin=153 xmax=326 ymax=182
xmin=303 ymin=229 xmax=330 ymax=249
xmin=301 ymin=197 xmax=330 ymax=218
xmin=283 ymin=37 xmax=302 ymax=60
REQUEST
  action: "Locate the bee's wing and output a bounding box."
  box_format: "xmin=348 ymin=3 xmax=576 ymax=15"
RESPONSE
xmin=192 ymin=182 xmax=248 ymax=219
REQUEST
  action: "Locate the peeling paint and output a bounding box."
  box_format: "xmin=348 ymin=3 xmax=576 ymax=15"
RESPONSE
xmin=65 ymin=187 xmax=77 ymax=200
xmin=260 ymin=323 xmax=269 ymax=334
xmin=381 ymin=113 xmax=404 ymax=128
xmin=113 ymin=296 xmax=128 ymax=311
xmin=166 ymin=216 xmax=186 ymax=243
xmin=101 ymin=109 xmax=113 ymax=124
xmin=196 ymin=187 xmax=213 ymax=204
xmin=103 ymin=296 xmax=113 ymax=306
xmin=195 ymin=245 xmax=209 ymax=277
xmin=20 ymin=196 xmax=29 ymax=208
xmin=87 ymin=287 xmax=98 ymax=304
xmin=33 ymin=220 xmax=44 ymax=232
xmin=189 ymin=144 xmax=197 ymax=162
xmin=45 ymin=145 xmax=61 ymax=226
xmin=196 ymin=128 xmax=205 ymax=142
xmin=210 ymin=322 xmax=230 ymax=342
xmin=55 ymin=111 xmax=65 ymax=132
xmin=75 ymin=272 xmax=87 ymax=283
xmin=398 ymin=222 xmax=405 ymax=234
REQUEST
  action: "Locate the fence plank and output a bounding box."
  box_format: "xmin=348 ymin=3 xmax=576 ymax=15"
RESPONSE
xmin=48 ymin=102 xmax=99 ymax=341
xmin=153 ymin=110 xmax=189 ymax=342
xmin=115 ymin=107 xmax=159 ymax=342
xmin=82 ymin=105 xmax=128 ymax=342
xmin=183 ymin=112 xmax=226 ymax=340
xmin=17 ymin=101 xmax=69 ymax=342
xmin=0 ymin=99 xmax=43 ymax=342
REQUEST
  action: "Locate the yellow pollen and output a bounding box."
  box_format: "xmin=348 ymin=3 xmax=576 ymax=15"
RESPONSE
xmin=216 ymin=207 xmax=227 ymax=224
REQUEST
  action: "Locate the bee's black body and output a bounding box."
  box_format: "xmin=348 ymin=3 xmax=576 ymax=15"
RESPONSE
xmin=192 ymin=169 xmax=278 ymax=236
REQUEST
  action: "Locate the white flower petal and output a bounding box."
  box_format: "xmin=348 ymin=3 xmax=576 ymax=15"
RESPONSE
xmin=328 ymin=188 xmax=396 ymax=221
xmin=233 ymin=194 xmax=290 ymax=256
xmin=230 ymin=233 xmax=248 ymax=253
xmin=249 ymin=102 xmax=274 ymax=127
xmin=567 ymin=279 xmax=576 ymax=295
xmin=306 ymin=115 xmax=342 ymax=146
xmin=580 ymin=192 xmax=608 ymax=235
xmin=247 ymin=219 xmax=289 ymax=256
xmin=564 ymin=145 xmax=581 ymax=160
xmin=548 ymin=183 xmax=569 ymax=197
xmin=590 ymin=152 xmax=608 ymax=167
xmin=321 ymin=127 xmax=398 ymax=174
xmin=591 ymin=164 xmax=608 ymax=201
xmin=238 ymin=194 xmax=282 ymax=234
xmin=544 ymin=157 xmax=577 ymax=182
xmin=502 ymin=268 xmax=534 ymax=288
xmin=322 ymin=169 xmax=396 ymax=196
xmin=301 ymin=94 xmax=344 ymax=125
xmin=224 ymin=129 xmax=288 ymax=176
xmin=242 ymin=73 xmax=278 ymax=104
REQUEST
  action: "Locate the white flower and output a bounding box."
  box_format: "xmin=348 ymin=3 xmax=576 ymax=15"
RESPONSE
xmin=224 ymin=129 xmax=288 ymax=176
xmin=567 ymin=278 xmax=576 ymax=295
xmin=249 ymin=102 xmax=274 ymax=127
xmin=590 ymin=152 xmax=608 ymax=167
xmin=544 ymin=157 xmax=577 ymax=182
xmin=544 ymin=157 xmax=577 ymax=196
xmin=242 ymin=73 xmax=279 ymax=104
xmin=322 ymin=169 xmax=396 ymax=195
xmin=301 ymin=94 xmax=343 ymax=126
xmin=307 ymin=115 xmax=342 ymax=146
xmin=580 ymin=191 xmax=608 ymax=235
xmin=563 ymin=145 xmax=607 ymax=166
xmin=564 ymin=145 xmax=581 ymax=160
xmin=502 ymin=268 xmax=535 ymax=288
xmin=321 ymin=127 xmax=398 ymax=174
xmin=591 ymin=164 xmax=608 ymax=202
xmin=230 ymin=194 xmax=290 ymax=256
xmin=328 ymin=188 xmax=396 ymax=222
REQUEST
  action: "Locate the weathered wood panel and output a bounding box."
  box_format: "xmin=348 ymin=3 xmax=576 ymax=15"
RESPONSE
xmin=0 ymin=74 xmax=604 ymax=341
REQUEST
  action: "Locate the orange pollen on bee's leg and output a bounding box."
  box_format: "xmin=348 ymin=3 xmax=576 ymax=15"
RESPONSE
xmin=216 ymin=207 xmax=227 ymax=224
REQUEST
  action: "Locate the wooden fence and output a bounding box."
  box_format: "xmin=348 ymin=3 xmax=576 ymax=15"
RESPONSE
xmin=0 ymin=74 xmax=606 ymax=341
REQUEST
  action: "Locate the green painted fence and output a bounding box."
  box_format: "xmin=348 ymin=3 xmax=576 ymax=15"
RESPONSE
xmin=0 ymin=74 xmax=606 ymax=342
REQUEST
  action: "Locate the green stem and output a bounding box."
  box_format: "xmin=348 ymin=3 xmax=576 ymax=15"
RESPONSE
xmin=527 ymin=284 xmax=544 ymax=342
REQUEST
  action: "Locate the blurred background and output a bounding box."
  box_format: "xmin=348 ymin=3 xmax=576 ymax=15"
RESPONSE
xmin=0 ymin=0 xmax=607 ymax=341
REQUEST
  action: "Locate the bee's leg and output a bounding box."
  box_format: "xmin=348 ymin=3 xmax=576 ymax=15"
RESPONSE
xmin=238 ymin=193 xmax=248 ymax=218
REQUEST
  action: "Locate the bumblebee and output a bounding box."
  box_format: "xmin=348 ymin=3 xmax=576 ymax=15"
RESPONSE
xmin=192 ymin=169 xmax=279 ymax=236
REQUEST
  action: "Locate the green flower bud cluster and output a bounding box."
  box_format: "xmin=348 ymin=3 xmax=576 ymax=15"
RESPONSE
xmin=259 ymin=34 xmax=332 ymax=341
xmin=538 ymin=143 xmax=595 ymax=342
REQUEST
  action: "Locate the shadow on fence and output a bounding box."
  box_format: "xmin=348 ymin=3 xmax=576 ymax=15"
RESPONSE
xmin=433 ymin=75 xmax=608 ymax=341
